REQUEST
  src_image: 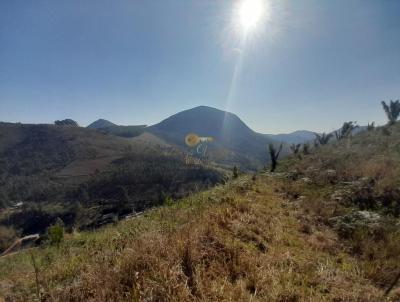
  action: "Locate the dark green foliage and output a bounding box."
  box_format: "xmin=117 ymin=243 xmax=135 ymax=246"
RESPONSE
xmin=80 ymin=153 xmax=224 ymax=212
xmin=232 ymin=166 xmax=239 ymax=178
xmin=381 ymin=100 xmax=400 ymax=125
xmin=314 ymin=132 xmax=333 ymax=146
xmin=47 ymin=219 xmax=64 ymax=246
xmin=335 ymin=121 xmax=358 ymax=140
xmin=290 ymin=143 xmax=301 ymax=154
xmin=268 ymin=143 xmax=283 ymax=172
xmin=3 ymin=203 xmax=77 ymax=235
xmin=54 ymin=119 xmax=78 ymax=126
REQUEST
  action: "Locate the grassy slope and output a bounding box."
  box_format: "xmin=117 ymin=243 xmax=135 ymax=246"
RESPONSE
xmin=1 ymin=175 xmax=393 ymax=301
xmin=280 ymin=123 xmax=400 ymax=190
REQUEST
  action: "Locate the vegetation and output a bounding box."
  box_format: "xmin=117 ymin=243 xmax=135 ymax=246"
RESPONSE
xmin=0 ymin=226 xmax=16 ymax=252
xmin=268 ymin=143 xmax=283 ymax=172
xmin=54 ymin=119 xmax=78 ymax=126
xmin=335 ymin=121 xmax=358 ymax=140
xmin=289 ymin=143 xmax=301 ymax=154
xmin=96 ymin=125 xmax=147 ymax=138
xmin=1 ymin=175 xmax=394 ymax=301
xmin=47 ymin=219 xmax=64 ymax=246
xmin=314 ymin=132 xmax=333 ymax=146
xmin=0 ymin=123 xmax=226 ymax=247
xmin=232 ymin=165 xmax=239 ymax=178
xmin=381 ymin=100 xmax=400 ymax=125
xmin=302 ymin=142 xmax=310 ymax=155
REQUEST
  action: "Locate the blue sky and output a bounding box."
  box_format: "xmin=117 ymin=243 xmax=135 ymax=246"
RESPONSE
xmin=0 ymin=0 xmax=399 ymax=133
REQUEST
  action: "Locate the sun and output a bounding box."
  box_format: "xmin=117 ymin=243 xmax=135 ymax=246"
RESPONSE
xmin=238 ymin=0 xmax=265 ymax=32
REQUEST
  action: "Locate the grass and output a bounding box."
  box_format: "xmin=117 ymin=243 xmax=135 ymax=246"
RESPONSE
xmin=1 ymin=175 xmax=394 ymax=301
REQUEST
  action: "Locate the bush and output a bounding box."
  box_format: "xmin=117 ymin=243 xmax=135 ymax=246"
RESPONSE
xmin=233 ymin=166 xmax=239 ymax=179
xmin=47 ymin=220 xmax=64 ymax=246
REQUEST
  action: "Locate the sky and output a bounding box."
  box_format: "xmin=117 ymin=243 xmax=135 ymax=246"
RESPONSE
xmin=0 ymin=0 xmax=399 ymax=133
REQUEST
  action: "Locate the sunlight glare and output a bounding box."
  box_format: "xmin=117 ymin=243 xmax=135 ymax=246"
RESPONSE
xmin=238 ymin=0 xmax=265 ymax=32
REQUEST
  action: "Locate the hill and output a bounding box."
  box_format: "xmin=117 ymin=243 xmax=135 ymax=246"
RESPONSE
xmin=147 ymin=106 xmax=284 ymax=170
xmin=87 ymin=119 xmax=146 ymax=138
xmin=0 ymin=122 xmax=225 ymax=243
xmin=87 ymin=119 xmax=117 ymax=129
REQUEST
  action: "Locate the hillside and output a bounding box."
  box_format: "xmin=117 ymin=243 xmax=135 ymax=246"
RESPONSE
xmin=1 ymin=123 xmax=400 ymax=301
xmin=280 ymin=122 xmax=400 ymax=215
xmin=1 ymin=174 xmax=398 ymax=301
xmin=0 ymin=123 xmax=225 ymax=245
xmin=148 ymin=106 xmax=284 ymax=170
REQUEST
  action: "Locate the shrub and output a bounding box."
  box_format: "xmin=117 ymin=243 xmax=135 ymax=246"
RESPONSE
xmin=47 ymin=219 xmax=64 ymax=246
xmin=233 ymin=166 xmax=239 ymax=178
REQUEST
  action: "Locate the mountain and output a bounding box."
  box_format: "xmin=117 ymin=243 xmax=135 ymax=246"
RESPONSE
xmin=265 ymin=130 xmax=316 ymax=144
xmin=147 ymin=106 xmax=283 ymax=170
xmin=87 ymin=119 xmax=116 ymax=129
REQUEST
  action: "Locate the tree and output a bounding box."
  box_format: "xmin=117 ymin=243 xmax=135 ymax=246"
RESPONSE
xmin=290 ymin=143 xmax=301 ymax=154
xmin=54 ymin=119 xmax=78 ymax=126
xmin=302 ymin=143 xmax=310 ymax=155
xmin=314 ymin=133 xmax=333 ymax=146
xmin=268 ymin=143 xmax=283 ymax=172
xmin=367 ymin=122 xmax=375 ymax=131
xmin=381 ymin=100 xmax=400 ymax=125
xmin=335 ymin=121 xmax=358 ymax=140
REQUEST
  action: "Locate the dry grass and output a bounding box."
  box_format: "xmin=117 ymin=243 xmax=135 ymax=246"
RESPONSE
xmin=1 ymin=175 xmax=390 ymax=301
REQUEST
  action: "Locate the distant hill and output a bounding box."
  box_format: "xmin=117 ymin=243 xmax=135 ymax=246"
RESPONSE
xmin=87 ymin=119 xmax=146 ymax=138
xmin=147 ymin=106 xmax=284 ymax=170
xmin=0 ymin=122 xmax=225 ymax=237
xmin=265 ymin=130 xmax=316 ymax=144
xmin=87 ymin=119 xmax=116 ymax=129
